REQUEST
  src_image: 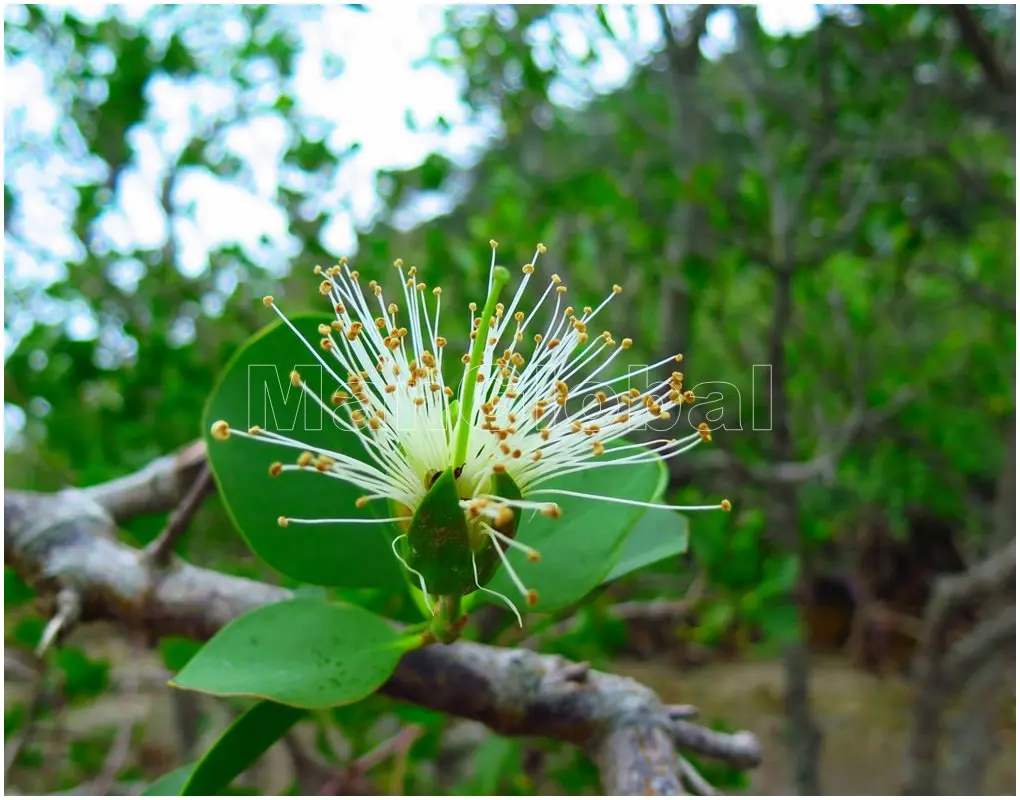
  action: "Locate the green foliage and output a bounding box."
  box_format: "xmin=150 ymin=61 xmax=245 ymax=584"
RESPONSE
xmin=171 ymin=598 xmax=419 ymax=709
xmin=604 ymin=508 xmax=690 ymax=584
xmin=141 ymin=765 xmax=195 ymax=796
xmin=54 ymin=647 xmax=110 ymax=704
xmin=180 ymin=701 xmax=304 ymax=795
xmin=203 ymin=315 xmax=404 ymax=590
xmin=485 ymin=456 xmax=666 ymax=613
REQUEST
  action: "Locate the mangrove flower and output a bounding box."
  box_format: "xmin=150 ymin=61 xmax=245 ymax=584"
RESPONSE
xmin=210 ymin=241 xmax=728 ymax=625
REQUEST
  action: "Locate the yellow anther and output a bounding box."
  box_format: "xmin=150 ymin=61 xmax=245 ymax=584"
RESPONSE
xmin=262 ymin=295 xmax=274 ymax=307
xmin=210 ymin=420 xmax=230 ymax=441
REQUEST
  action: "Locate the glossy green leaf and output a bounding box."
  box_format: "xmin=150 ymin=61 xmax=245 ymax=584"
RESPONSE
xmin=141 ymin=764 xmax=194 ymax=796
xmin=203 ymin=314 xmax=404 ymax=590
xmin=170 ymin=598 xmax=418 ymax=709
xmin=181 ymin=701 xmax=304 ymax=795
xmin=485 ymin=451 xmax=666 ymax=612
xmin=603 ymin=508 xmax=690 ymax=584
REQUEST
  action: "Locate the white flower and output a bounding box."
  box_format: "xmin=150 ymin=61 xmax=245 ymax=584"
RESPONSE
xmin=211 ymin=241 xmax=728 ymax=623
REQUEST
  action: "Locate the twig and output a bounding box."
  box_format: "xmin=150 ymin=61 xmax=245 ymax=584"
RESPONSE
xmin=521 ymin=574 xmax=704 ymax=650
xmin=609 ymin=573 xmax=706 ymax=622
xmin=91 ymin=720 xmax=136 ymax=796
xmin=670 ymin=721 xmax=762 ymax=769
xmin=143 ymin=463 xmax=214 ymax=566
xmin=352 ymin=725 xmax=423 ymax=776
xmin=281 ymin=733 xmax=336 ymax=795
xmin=942 ymin=606 xmax=1015 ymax=688
xmin=3 ymin=658 xmax=58 ymax=780
xmin=677 ymin=754 xmax=718 ymax=796
xmin=37 ymin=587 xmax=82 ymax=657
xmin=665 ymin=705 xmax=699 ymax=721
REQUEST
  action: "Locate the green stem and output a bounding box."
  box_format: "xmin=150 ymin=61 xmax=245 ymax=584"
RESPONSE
xmin=452 ymin=265 xmax=510 ymax=468
xmin=441 ymin=594 xmax=461 ymax=622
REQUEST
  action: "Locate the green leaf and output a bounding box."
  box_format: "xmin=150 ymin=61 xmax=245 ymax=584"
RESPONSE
xmin=405 ymin=467 xmax=472 ymax=596
xmin=485 ymin=451 xmax=666 ymax=612
xmin=204 ymin=314 xmax=405 ymax=590
xmin=181 ymin=701 xmax=304 ymax=796
xmin=4 ymin=567 xmax=35 ymax=606
xmin=603 ymin=508 xmax=689 ymax=584
xmin=55 ymin=647 xmax=110 ymax=703
xmin=170 ymin=598 xmax=417 ymax=709
xmin=141 ymin=764 xmax=194 ymax=796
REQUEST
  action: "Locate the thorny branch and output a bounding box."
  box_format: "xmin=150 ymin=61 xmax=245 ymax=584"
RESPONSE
xmin=5 ymin=445 xmax=762 ymax=796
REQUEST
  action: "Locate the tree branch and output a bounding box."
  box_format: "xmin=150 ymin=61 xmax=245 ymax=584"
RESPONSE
xmin=5 ymin=470 xmax=762 ymax=796
xmin=947 ymin=5 xmax=1012 ymax=93
xmin=83 ymin=439 xmax=207 ymax=522
xmin=903 ymin=540 xmax=1016 ymax=794
xmin=143 ymin=463 xmax=215 ymax=566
